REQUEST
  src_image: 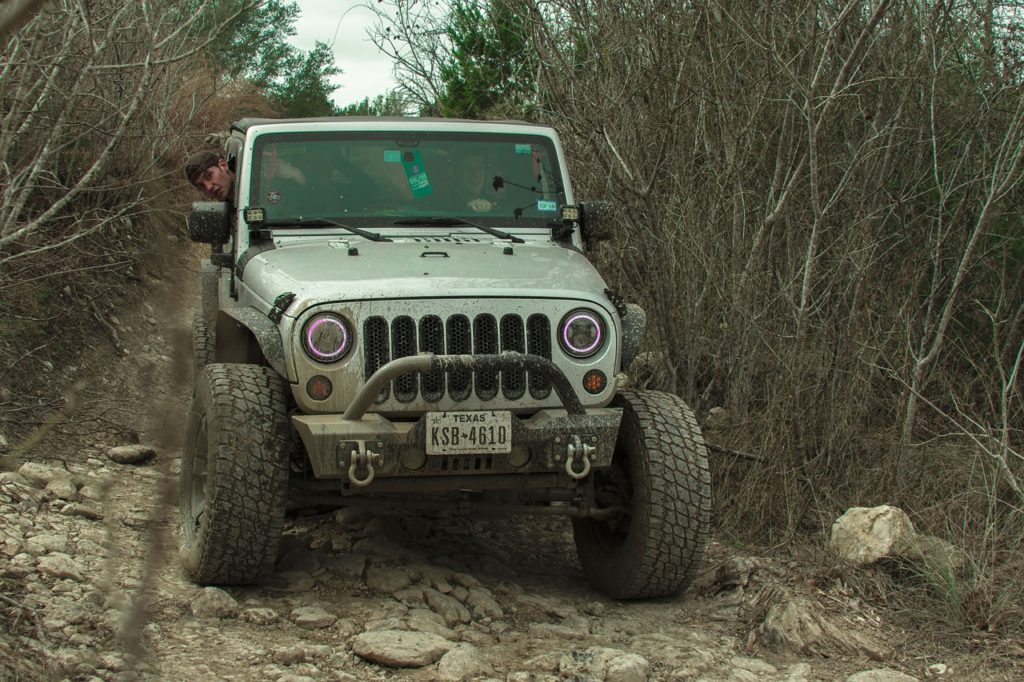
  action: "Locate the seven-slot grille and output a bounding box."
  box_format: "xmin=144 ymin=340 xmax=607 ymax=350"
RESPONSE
xmin=363 ymin=313 xmax=552 ymax=403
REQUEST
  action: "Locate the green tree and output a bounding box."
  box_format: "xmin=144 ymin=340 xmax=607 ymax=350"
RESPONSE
xmin=269 ymin=41 xmax=341 ymax=117
xmin=193 ymin=0 xmax=301 ymax=88
xmin=435 ymin=0 xmax=537 ymax=118
xmin=336 ymin=91 xmax=408 ymax=116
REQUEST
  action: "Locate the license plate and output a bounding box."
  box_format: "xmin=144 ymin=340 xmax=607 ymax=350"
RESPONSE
xmin=426 ymin=411 xmax=512 ymax=455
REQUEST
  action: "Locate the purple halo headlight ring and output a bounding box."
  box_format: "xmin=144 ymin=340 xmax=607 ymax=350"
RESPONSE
xmin=558 ymin=309 xmax=605 ymax=358
xmin=302 ymin=313 xmax=352 ymax=363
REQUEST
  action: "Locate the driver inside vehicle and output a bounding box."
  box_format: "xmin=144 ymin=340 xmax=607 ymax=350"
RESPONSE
xmin=457 ymin=155 xmax=502 ymax=213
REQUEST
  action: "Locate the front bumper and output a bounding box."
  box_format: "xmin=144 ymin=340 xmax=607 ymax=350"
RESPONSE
xmin=292 ymin=353 xmax=622 ymax=490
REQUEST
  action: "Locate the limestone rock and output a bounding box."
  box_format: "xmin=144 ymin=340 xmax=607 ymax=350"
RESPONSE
xmin=18 ymin=462 xmax=72 ymax=488
xmin=830 ymin=506 xmax=916 ymax=565
xmin=366 ymin=566 xmax=412 ymax=594
xmin=846 ymin=669 xmax=920 ymax=682
xmin=291 ymin=606 xmax=337 ymax=629
xmin=436 ymin=645 xmax=494 ymax=681
xmin=560 ymin=647 xmax=651 ymax=682
xmin=107 ymin=445 xmax=156 ymax=465
xmin=351 ymin=629 xmax=453 ymax=668
xmin=466 ymin=587 xmax=504 ymax=620
xmin=190 ymin=587 xmax=239 ymax=618
xmin=44 ymin=478 xmax=78 ymax=501
xmin=37 ymin=552 xmax=85 ymax=581
xmin=423 ymin=587 xmax=471 ymax=626
xmin=241 ymin=607 xmax=279 ymax=625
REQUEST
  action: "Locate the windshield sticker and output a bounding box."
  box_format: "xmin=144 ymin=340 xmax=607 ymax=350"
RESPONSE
xmin=515 ymin=144 xmax=532 ymax=155
xmin=537 ymin=199 xmax=557 ymax=212
xmin=383 ymin=150 xmax=401 ymax=163
xmin=267 ymin=191 xmax=282 ymax=204
xmin=402 ymin=150 xmax=432 ymax=198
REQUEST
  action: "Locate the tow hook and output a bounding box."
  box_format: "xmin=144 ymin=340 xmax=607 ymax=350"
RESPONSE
xmin=348 ymin=445 xmax=382 ymax=487
xmin=565 ymin=435 xmax=594 ymax=480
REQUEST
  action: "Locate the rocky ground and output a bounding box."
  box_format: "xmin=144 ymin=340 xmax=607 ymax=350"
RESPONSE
xmin=0 ymin=244 xmax=1018 ymax=681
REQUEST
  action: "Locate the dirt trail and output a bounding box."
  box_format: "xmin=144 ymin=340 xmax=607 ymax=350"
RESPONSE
xmin=0 ymin=243 xmax=996 ymax=681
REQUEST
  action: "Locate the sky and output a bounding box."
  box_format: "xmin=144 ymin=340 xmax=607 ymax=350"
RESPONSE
xmin=288 ymin=0 xmax=400 ymax=109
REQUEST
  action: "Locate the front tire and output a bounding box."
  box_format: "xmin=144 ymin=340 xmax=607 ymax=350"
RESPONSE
xmin=573 ymin=390 xmax=711 ymax=599
xmin=179 ymin=363 xmax=291 ymax=584
xmin=192 ymin=313 xmax=215 ymax=378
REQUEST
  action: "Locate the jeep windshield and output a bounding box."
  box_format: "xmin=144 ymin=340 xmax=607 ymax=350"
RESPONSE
xmin=249 ymin=131 xmax=566 ymax=228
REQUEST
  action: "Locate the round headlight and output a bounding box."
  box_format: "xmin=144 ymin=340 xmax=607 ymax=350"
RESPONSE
xmin=302 ymin=313 xmax=352 ymax=363
xmin=558 ymin=309 xmax=605 ymax=358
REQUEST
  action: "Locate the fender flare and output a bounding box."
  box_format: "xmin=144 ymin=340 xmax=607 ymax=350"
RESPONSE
xmin=215 ymin=308 xmax=288 ymax=378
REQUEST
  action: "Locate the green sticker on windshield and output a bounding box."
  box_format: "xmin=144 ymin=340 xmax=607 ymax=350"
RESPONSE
xmin=401 ymin=150 xmax=432 ymax=197
xmin=515 ymin=144 xmax=532 ymax=155
xmin=384 ymin=150 xmax=401 ymax=163
xmin=537 ymin=200 xmax=557 ymax=212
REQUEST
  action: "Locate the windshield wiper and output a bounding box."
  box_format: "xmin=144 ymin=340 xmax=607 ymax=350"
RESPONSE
xmin=265 ymin=218 xmax=391 ymax=242
xmin=391 ymin=217 xmax=524 ymax=244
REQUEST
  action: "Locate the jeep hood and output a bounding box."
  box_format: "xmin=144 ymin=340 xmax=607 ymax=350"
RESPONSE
xmin=240 ymin=239 xmax=610 ymax=313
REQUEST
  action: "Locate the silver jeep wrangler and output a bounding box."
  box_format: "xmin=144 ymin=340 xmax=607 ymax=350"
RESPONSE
xmin=181 ymin=117 xmax=710 ymax=599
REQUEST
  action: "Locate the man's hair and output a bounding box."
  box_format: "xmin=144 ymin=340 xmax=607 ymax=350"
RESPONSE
xmin=185 ymin=151 xmax=221 ymax=185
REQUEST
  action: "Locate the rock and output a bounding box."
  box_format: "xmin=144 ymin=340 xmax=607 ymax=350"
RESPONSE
xmin=24 ymin=533 xmax=70 ymax=555
xmin=364 ymin=517 xmax=409 ymax=543
xmin=323 ymin=553 xmax=366 ymax=579
xmin=351 ymin=536 xmax=419 ymax=562
xmin=715 ymin=556 xmax=760 ymax=591
xmin=831 ymin=506 xmax=917 ymax=565
xmin=423 ymin=587 xmax=471 ymax=626
xmin=37 ymin=553 xmax=85 ymax=581
xmin=107 ymin=445 xmax=156 ymax=465
xmin=755 ymin=592 xmax=889 ymax=660
xmin=394 ymin=586 xmax=426 ymax=607
xmin=705 ymin=406 xmax=729 ymax=429
xmin=366 ymin=566 xmax=412 ymax=593
xmin=351 ymin=630 xmax=453 ymax=668
xmin=466 ymin=587 xmax=504 ymax=619
xmin=606 ymin=653 xmax=652 ymax=682
xmin=406 ymin=608 xmax=456 ymax=639
xmin=272 ymin=645 xmax=307 ymax=665
xmin=44 ymin=478 xmax=78 ymax=501
xmin=846 ymin=669 xmax=919 ymax=682
xmin=560 ymin=647 xmax=650 ymax=682
xmin=436 ymin=645 xmax=495 ymax=681
xmin=241 ymin=607 xmax=279 ymax=625
xmin=0 ymin=471 xmax=30 ymax=487
xmin=291 ymin=606 xmax=336 ymax=629
xmin=18 ymin=462 xmax=72 ymax=488
xmin=730 ymin=656 xmax=778 ymax=675
xmin=451 ymin=572 xmax=481 ymax=589
xmin=190 ymin=587 xmax=239 ymax=618
xmin=60 ymin=503 xmax=103 ymax=520
xmin=925 ymin=663 xmax=949 ymax=678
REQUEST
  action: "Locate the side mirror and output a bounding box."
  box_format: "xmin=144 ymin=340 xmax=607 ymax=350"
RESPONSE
xmin=579 ymin=201 xmax=614 ymax=243
xmin=187 ymin=202 xmax=230 ymax=244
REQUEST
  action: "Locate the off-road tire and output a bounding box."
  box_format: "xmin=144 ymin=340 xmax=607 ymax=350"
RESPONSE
xmin=192 ymin=313 xmax=215 ymax=378
xmin=572 ymin=389 xmax=711 ymax=599
xmin=179 ymin=363 xmax=291 ymax=584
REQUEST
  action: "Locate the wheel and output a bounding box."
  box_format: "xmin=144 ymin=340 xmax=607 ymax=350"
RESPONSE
xmin=179 ymin=363 xmax=291 ymax=584
xmin=192 ymin=313 xmax=215 ymax=377
xmin=572 ymin=389 xmax=711 ymax=599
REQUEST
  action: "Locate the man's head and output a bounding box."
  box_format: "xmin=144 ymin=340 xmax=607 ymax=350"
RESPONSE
xmin=185 ymin=151 xmax=234 ymax=201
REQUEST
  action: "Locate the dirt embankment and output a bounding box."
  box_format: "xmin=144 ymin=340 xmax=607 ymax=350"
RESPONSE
xmin=0 ymin=242 xmax=1014 ymax=682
